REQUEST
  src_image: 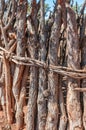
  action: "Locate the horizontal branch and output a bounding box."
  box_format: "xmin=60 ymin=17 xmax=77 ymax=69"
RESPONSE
xmin=0 ymin=47 xmax=86 ymax=79
xmin=73 ymin=88 xmax=86 ymax=92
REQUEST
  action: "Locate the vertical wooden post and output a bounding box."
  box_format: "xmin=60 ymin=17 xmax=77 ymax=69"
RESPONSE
xmin=3 ymin=54 xmax=12 ymax=124
xmin=26 ymin=0 xmax=38 ymax=130
xmin=45 ymin=2 xmax=62 ymax=130
xmin=81 ymin=35 xmax=86 ymax=129
xmin=58 ymin=76 xmax=67 ymax=130
xmin=12 ymin=0 xmax=27 ymax=129
xmin=66 ymin=3 xmax=83 ymax=130
xmin=37 ymin=0 xmax=47 ymax=130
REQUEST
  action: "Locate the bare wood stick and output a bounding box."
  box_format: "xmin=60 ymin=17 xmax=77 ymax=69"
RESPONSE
xmin=45 ymin=2 xmax=62 ymax=130
xmin=37 ymin=0 xmax=47 ymax=129
xmin=58 ymin=76 xmax=67 ymax=130
xmin=12 ymin=1 xmax=27 ymax=130
xmin=16 ymin=66 xmax=29 ymax=130
xmin=26 ymin=0 xmax=39 ymax=129
xmin=1 ymin=47 xmax=86 ymax=79
xmin=3 ymin=53 xmax=13 ymax=124
xmin=9 ymin=42 xmax=16 ymax=53
xmin=81 ymin=27 xmax=86 ymax=129
xmin=0 ymin=47 xmax=9 ymax=54
xmin=74 ymin=88 xmax=86 ymax=92
xmin=66 ymin=3 xmax=83 ymax=129
xmin=0 ymin=46 xmax=86 ymax=71
xmin=80 ymin=0 xmax=86 ymax=15
xmin=4 ymin=0 xmax=15 ymax=30
xmin=0 ymin=0 xmax=5 ymax=19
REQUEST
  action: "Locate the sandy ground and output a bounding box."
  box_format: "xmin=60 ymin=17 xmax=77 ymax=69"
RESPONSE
xmin=0 ymin=107 xmax=27 ymax=130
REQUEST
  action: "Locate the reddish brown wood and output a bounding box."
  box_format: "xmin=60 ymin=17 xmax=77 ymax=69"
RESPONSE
xmin=45 ymin=3 xmax=62 ymax=130
xmin=81 ymin=37 xmax=86 ymax=129
xmin=12 ymin=0 xmax=27 ymax=129
xmin=37 ymin=0 xmax=47 ymax=130
xmin=26 ymin=0 xmax=38 ymax=130
xmin=66 ymin=3 xmax=83 ymax=130
xmin=3 ymin=54 xmax=12 ymax=124
xmin=58 ymin=77 xmax=67 ymax=130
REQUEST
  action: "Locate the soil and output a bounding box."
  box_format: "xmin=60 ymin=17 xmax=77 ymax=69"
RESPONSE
xmin=0 ymin=106 xmax=27 ymax=130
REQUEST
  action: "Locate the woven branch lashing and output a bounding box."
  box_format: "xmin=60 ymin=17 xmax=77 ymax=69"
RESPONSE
xmin=0 ymin=46 xmax=86 ymax=79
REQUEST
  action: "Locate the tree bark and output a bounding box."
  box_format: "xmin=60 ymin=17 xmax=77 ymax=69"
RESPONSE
xmin=12 ymin=0 xmax=27 ymax=129
xmin=16 ymin=66 xmax=29 ymax=130
xmin=45 ymin=3 xmax=62 ymax=130
xmin=66 ymin=3 xmax=83 ymax=130
xmin=3 ymin=54 xmax=12 ymax=124
xmin=26 ymin=1 xmax=38 ymax=130
xmin=81 ymin=17 xmax=86 ymax=130
xmin=58 ymin=76 xmax=67 ymax=130
xmin=0 ymin=59 xmax=6 ymax=120
xmin=37 ymin=0 xmax=47 ymax=130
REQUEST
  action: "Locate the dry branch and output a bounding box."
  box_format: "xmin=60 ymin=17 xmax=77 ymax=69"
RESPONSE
xmin=74 ymin=88 xmax=86 ymax=92
xmin=3 ymin=53 xmax=12 ymax=124
xmin=1 ymin=46 xmax=86 ymax=79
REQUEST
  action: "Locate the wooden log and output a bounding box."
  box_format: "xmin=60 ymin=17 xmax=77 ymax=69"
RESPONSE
xmin=74 ymin=88 xmax=86 ymax=92
xmin=26 ymin=1 xmax=38 ymax=130
xmin=81 ymin=16 xmax=86 ymax=129
xmin=26 ymin=67 xmax=38 ymax=130
xmin=45 ymin=3 xmax=62 ymax=130
xmin=66 ymin=3 xmax=83 ymax=130
xmin=3 ymin=53 xmax=12 ymax=124
xmin=37 ymin=0 xmax=47 ymax=130
xmin=0 ymin=59 xmax=6 ymax=121
xmin=12 ymin=0 xmax=27 ymax=129
xmin=58 ymin=77 xmax=67 ymax=130
xmin=16 ymin=66 xmax=29 ymax=130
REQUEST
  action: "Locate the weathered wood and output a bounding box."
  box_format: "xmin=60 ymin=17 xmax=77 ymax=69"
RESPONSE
xmin=81 ymin=15 xmax=86 ymax=129
xmin=26 ymin=0 xmax=38 ymax=130
xmin=58 ymin=77 xmax=67 ymax=130
xmin=66 ymin=3 xmax=83 ymax=130
xmin=1 ymin=0 xmax=86 ymax=129
xmin=3 ymin=53 xmax=12 ymax=124
xmin=16 ymin=66 xmax=29 ymax=130
xmin=45 ymin=3 xmax=62 ymax=130
xmin=0 ymin=59 xmax=6 ymax=120
xmin=26 ymin=67 xmax=38 ymax=130
xmin=37 ymin=0 xmax=47 ymax=130
xmin=74 ymin=88 xmax=86 ymax=92
xmin=12 ymin=0 xmax=27 ymax=129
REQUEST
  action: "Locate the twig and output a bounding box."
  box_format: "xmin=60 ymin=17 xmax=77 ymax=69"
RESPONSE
xmin=73 ymin=88 xmax=86 ymax=92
